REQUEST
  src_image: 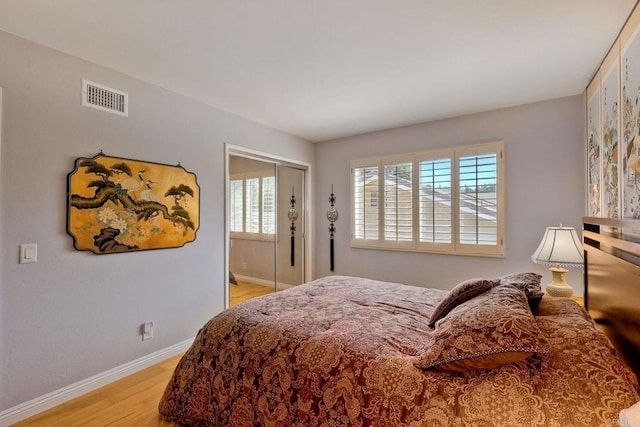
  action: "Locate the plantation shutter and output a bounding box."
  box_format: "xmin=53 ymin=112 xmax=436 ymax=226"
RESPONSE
xmin=229 ymin=179 xmax=244 ymax=232
xmin=261 ymin=176 xmax=275 ymax=234
xmin=353 ymin=165 xmax=379 ymax=240
xmin=245 ymin=177 xmax=260 ymax=234
xmin=384 ymin=162 xmax=413 ymax=242
xmin=350 ymin=141 xmax=503 ymax=257
xmin=419 ymin=158 xmax=452 ymax=244
xmin=458 ymin=152 xmax=498 ymax=245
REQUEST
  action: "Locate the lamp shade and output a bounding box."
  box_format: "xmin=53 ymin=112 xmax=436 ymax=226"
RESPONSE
xmin=531 ymin=226 xmax=584 ymax=268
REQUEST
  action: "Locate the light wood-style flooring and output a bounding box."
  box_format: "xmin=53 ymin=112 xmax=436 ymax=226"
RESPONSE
xmin=13 ymin=355 xmax=183 ymax=427
xmin=13 ymin=279 xmax=273 ymax=426
xmin=229 ymin=278 xmax=276 ymax=306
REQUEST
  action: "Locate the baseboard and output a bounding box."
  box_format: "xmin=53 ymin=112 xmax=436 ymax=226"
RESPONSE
xmin=0 ymin=337 xmax=193 ymax=427
xmin=234 ymin=274 xmax=294 ymax=290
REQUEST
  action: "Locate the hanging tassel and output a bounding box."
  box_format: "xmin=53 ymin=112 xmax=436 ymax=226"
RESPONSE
xmin=330 ymin=237 xmax=334 ymax=271
xmin=327 ymin=184 xmax=338 ymax=272
xmin=289 ymin=188 xmax=297 ymax=267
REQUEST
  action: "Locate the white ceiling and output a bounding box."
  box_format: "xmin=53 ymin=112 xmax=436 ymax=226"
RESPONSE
xmin=0 ymin=1 xmax=635 ymax=142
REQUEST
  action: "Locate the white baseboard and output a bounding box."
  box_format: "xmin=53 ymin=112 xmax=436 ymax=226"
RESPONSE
xmin=0 ymin=338 xmax=193 ymax=427
xmin=234 ymin=274 xmax=294 ymax=290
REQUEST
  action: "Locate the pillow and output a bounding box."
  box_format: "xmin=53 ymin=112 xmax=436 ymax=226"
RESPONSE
xmin=495 ymin=272 xmax=544 ymax=307
xmin=415 ymin=284 xmax=550 ymax=373
xmin=428 ymin=278 xmax=496 ymax=327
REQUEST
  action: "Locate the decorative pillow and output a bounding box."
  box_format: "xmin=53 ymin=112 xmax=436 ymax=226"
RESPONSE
xmin=428 ymin=278 xmax=496 ymax=327
xmin=495 ymin=272 xmax=544 ymax=307
xmin=415 ymin=284 xmax=550 ymax=373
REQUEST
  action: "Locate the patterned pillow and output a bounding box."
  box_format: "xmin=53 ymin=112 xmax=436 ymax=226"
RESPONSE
xmin=495 ymin=272 xmax=544 ymax=307
xmin=415 ymin=284 xmax=550 ymax=373
xmin=428 ymin=278 xmax=496 ymax=327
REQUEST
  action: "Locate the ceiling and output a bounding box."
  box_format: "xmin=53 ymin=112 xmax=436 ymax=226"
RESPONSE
xmin=0 ymin=1 xmax=635 ymax=142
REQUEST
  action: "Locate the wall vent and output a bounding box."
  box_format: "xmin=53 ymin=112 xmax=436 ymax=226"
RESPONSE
xmin=82 ymin=79 xmax=128 ymax=116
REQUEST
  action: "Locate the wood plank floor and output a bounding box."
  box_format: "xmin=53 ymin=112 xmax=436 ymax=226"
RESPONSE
xmin=13 ymin=355 xmax=183 ymax=427
xmin=13 ymin=280 xmax=274 ymax=426
xmin=229 ymin=279 xmax=276 ymax=306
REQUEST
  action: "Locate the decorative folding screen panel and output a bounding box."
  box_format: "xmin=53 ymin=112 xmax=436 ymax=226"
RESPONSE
xmin=587 ymin=3 xmax=640 ymax=219
xmin=601 ymin=49 xmax=620 ymax=218
xmin=622 ymin=20 xmax=640 ymax=218
xmin=587 ymin=78 xmax=602 ymax=217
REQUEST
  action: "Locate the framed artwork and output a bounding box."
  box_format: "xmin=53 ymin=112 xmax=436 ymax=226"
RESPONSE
xmin=67 ymin=152 xmax=199 ymax=254
xmin=622 ymin=25 xmax=640 ymax=218
xmin=601 ymin=52 xmax=620 ymax=218
xmin=587 ymin=82 xmax=602 ymax=217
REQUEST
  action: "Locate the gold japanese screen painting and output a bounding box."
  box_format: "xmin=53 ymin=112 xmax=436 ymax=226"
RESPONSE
xmin=67 ymin=153 xmax=199 ymax=254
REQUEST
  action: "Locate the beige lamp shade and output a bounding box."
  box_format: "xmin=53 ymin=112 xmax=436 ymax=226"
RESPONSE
xmin=531 ymin=226 xmax=584 ymax=297
xmin=531 ymin=226 xmax=584 ymax=268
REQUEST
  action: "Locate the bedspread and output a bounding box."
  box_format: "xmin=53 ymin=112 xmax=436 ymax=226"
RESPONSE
xmin=159 ymin=275 xmax=639 ymax=426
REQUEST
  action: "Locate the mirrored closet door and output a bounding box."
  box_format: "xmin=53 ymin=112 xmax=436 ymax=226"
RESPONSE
xmin=228 ymin=155 xmax=305 ymax=307
xmin=275 ymin=165 xmax=305 ymax=290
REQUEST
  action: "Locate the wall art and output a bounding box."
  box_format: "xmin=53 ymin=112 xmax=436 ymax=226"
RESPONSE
xmin=622 ymin=25 xmax=640 ymax=218
xmin=601 ymin=57 xmax=620 ymax=218
xmin=67 ymin=152 xmax=199 ymax=254
xmin=587 ymin=81 xmax=602 ymax=217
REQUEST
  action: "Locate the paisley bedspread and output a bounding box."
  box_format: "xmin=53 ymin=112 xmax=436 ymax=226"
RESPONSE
xmin=158 ymin=275 xmax=639 ymax=426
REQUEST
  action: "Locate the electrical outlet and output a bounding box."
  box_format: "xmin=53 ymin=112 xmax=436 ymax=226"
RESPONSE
xmin=142 ymin=321 xmax=154 ymax=341
xmin=242 ymin=262 xmax=247 ymax=269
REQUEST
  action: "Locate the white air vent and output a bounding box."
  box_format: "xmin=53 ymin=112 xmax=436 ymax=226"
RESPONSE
xmin=82 ymin=79 xmax=128 ymax=116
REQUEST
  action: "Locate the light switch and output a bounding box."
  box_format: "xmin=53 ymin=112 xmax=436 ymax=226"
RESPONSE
xmin=19 ymin=243 xmax=37 ymax=264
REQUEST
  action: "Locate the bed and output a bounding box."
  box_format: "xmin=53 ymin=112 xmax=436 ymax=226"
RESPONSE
xmin=159 ymin=265 xmax=640 ymax=426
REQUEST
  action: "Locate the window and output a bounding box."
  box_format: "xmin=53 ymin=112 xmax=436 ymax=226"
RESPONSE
xmin=351 ymin=141 xmax=504 ymax=257
xmin=230 ymin=171 xmax=276 ymax=240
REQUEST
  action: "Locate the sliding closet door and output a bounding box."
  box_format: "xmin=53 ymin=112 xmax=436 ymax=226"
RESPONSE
xmin=276 ymin=165 xmax=305 ymax=288
xmin=228 ymin=154 xmax=306 ymax=306
xmin=228 ymin=156 xmax=277 ymax=296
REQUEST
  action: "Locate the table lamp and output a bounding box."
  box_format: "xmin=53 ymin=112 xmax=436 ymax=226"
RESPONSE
xmin=531 ymin=225 xmax=584 ymax=297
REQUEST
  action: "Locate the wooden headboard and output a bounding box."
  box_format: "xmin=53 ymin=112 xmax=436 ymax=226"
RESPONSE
xmin=583 ymin=217 xmax=640 ymax=377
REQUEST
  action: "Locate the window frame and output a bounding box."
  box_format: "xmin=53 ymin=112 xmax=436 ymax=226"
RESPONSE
xmin=350 ymin=141 xmax=504 ymax=257
xmin=230 ymin=170 xmax=276 ymax=242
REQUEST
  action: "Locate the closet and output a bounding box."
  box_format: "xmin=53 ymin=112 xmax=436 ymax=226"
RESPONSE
xmin=228 ymin=154 xmax=306 ymax=305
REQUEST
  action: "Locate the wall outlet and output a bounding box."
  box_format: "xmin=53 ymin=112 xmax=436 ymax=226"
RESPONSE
xmin=142 ymin=321 xmax=154 ymax=341
xmin=242 ymin=262 xmax=247 ymax=269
